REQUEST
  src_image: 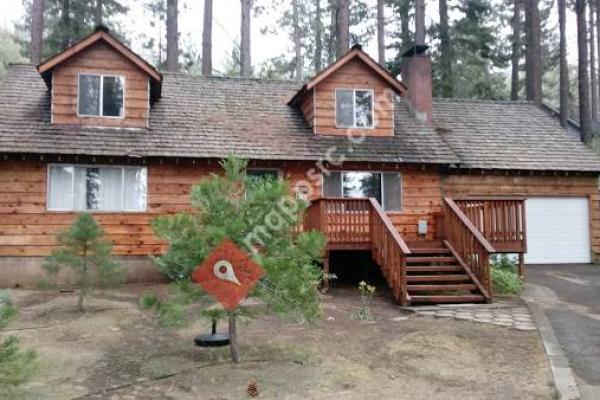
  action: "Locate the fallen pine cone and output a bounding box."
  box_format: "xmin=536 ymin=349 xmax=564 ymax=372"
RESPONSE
xmin=247 ymin=380 xmax=259 ymax=398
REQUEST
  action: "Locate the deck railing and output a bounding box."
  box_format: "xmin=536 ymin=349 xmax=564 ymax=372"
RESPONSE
xmin=444 ymin=198 xmax=494 ymax=298
xmin=454 ymin=198 xmax=527 ymax=253
xmin=303 ymin=197 xmax=411 ymax=304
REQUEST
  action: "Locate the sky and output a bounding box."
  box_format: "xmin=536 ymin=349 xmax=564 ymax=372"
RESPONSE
xmin=0 ymin=0 xmax=579 ymax=70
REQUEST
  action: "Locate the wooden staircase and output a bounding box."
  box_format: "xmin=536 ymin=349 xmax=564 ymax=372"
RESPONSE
xmin=406 ymin=241 xmax=488 ymax=304
xmin=303 ymin=197 xmax=505 ymax=306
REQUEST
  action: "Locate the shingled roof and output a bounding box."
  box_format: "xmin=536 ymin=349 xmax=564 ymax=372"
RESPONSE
xmin=433 ymin=99 xmax=600 ymax=172
xmin=1 ymin=64 xmax=600 ymax=172
xmin=0 ymin=64 xmax=457 ymax=165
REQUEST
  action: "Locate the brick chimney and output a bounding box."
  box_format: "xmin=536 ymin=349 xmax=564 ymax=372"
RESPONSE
xmin=401 ymin=45 xmax=432 ymax=124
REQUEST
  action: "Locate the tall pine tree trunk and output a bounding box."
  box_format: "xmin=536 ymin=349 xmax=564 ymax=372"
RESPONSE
xmin=415 ymin=0 xmax=426 ymax=46
xmin=590 ymin=2 xmax=599 ymax=120
xmin=439 ymin=0 xmax=452 ymax=97
xmin=328 ymin=0 xmax=337 ymax=64
xmin=293 ymin=0 xmax=303 ymax=80
xmin=524 ymin=0 xmax=542 ymax=105
xmin=166 ymin=0 xmax=179 ymax=72
xmin=315 ymin=0 xmax=323 ymax=71
xmin=30 ymin=0 xmax=45 ymax=64
xmin=240 ymin=0 xmax=253 ymax=77
xmin=60 ymin=0 xmax=72 ymax=50
xmin=577 ymin=0 xmax=593 ymax=142
xmin=400 ymin=2 xmax=411 ymax=52
xmin=511 ymin=0 xmax=522 ymax=100
xmin=336 ymin=0 xmax=349 ymax=58
xmin=202 ymin=0 xmax=213 ymax=76
xmin=377 ymin=0 xmax=385 ymax=65
xmin=95 ymin=0 xmax=103 ymax=26
xmin=558 ymin=0 xmax=569 ymax=127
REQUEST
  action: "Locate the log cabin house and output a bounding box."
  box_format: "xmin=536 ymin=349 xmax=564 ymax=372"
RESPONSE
xmin=1 ymin=27 xmax=600 ymax=305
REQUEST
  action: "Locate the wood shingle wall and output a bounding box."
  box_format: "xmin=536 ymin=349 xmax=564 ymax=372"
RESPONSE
xmin=0 ymin=160 xmax=442 ymax=257
xmin=51 ymin=42 xmax=150 ymax=128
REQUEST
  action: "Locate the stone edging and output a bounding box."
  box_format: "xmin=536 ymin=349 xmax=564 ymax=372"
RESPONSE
xmin=524 ymin=299 xmax=582 ymax=400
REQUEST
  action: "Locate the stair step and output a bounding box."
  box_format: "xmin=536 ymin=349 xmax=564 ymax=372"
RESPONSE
xmin=410 ymin=295 xmax=486 ymax=304
xmin=407 ymin=274 xmax=470 ymax=282
xmin=409 ymin=248 xmax=451 ymax=255
xmin=407 ymin=284 xmax=477 ymax=292
xmin=407 ymin=265 xmax=463 ymax=273
xmin=407 ymin=256 xmax=457 ymax=264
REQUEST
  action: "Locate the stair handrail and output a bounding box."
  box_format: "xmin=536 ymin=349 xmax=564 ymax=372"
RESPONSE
xmin=445 ymin=198 xmax=495 ymax=252
xmin=444 ymin=197 xmax=495 ymax=296
xmin=368 ymin=198 xmax=412 ymax=305
xmin=368 ymin=199 xmax=411 ymax=254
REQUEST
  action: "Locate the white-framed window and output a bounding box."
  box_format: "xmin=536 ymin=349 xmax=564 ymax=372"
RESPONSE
xmin=78 ymin=74 xmax=125 ymax=118
xmin=47 ymin=165 xmax=147 ymax=212
xmin=322 ymin=171 xmax=402 ymax=212
xmin=335 ymin=88 xmax=374 ymax=128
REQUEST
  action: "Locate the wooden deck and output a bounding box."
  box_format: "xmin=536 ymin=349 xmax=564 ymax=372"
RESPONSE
xmin=303 ymin=197 xmax=527 ymax=304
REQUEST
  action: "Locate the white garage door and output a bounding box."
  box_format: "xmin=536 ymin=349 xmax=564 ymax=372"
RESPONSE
xmin=525 ymin=197 xmax=591 ymax=264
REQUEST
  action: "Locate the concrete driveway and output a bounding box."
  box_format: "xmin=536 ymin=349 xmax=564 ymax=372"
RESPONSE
xmin=523 ymin=264 xmax=600 ymax=399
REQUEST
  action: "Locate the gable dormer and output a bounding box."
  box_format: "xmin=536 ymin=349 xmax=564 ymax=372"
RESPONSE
xmin=38 ymin=26 xmax=161 ymax=129
xmin=290 ymin=45 xmax=406 ymax=137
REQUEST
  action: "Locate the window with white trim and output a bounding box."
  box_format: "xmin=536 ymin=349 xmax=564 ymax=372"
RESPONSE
xmin=322 ymin=171 xmax=402 ymax=211
xmin=47 ymin=165 xmax=147 ymax=212
xmin=335 ymin=89 xmax=374 ymax=128
xmin=78 ymin=74 xmax=125 ymax=117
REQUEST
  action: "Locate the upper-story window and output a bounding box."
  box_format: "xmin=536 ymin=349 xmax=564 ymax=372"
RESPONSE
xmin=335 ymin=89 xmax=374 ymax=128
xmin=78 ymin=74 xmax=125 ymax=118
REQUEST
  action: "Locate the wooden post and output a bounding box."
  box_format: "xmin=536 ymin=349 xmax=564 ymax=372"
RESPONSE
xmin=322 ymin=249 xmax=330 ymax=293
xmin=518 ymin=252 xmax=525 ymax=280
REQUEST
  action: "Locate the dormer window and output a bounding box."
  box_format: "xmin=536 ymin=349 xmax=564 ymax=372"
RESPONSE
xmin=335 ymin=89 xmax=374 ymax=128
xmin=78 ymin=74 xmax=125 ymax=118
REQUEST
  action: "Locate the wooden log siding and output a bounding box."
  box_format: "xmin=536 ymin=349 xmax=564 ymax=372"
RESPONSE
xmin=0 ymin=161 xmax=443 ymax=257
xmin=311 ymin=57 xmax=395 ymax=137
xmin=51 ymin=42 xmax=150 ymax=128
xmin=442 ymin=174 xmax=600 ymax=259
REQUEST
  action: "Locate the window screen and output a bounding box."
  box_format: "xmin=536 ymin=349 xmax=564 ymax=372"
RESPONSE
xmin=322 ymin=171 xmax=342 ymax=197
xmin=335 ymin=90 xmax=354 ymax=127
xmin=383 ymin=173 xmax=402 ymax=211
xmin=78 ymin=75 xmax=101 ymax=116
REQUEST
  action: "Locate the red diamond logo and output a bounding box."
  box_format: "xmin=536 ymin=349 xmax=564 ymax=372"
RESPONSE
xmin=192 ymin=239 xmax=265 ymax=310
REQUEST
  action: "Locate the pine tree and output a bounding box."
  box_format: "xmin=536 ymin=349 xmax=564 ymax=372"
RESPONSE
xmin=0 ymin=292 xmax=37 ymax=394
xmin=29 ymin=0 xmax=45 ymax=64
xmin=315 ymin=0 xmax=324 ymax=71
xmin=150 ymin=156 xmax=325 ymax=362
xmin=336 ymin=0 xmax=350 ymax=57
xmin=525 ymin=0 xmax=543 ymax=105
xmin=511 ymin=0 xmax=522 ymax=100
xmin=377 ymin=0 xmax=385 ymax=65
xmin=438 ymin=0 xmax=453 ymax=97
xmin=202 ymin=0 xmax=213 ymax=76
xmin=590 ymin=2 xmax=599 ymax=120
xmin=166 ymin=0 xmax=179 ymax=72
xmin=558 ymin=0 xmax=569 ymax=127
xmin=577 ymin=0 xmax=593 ymax=142
xmin=241 ymin=0 xmax=253 ymax=77
xmin=44 ymin=214 xmax=124 ymax=313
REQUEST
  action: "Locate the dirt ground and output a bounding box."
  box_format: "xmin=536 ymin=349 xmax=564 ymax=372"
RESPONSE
xmin=2 ymin=285 xmax=555 ymax=400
